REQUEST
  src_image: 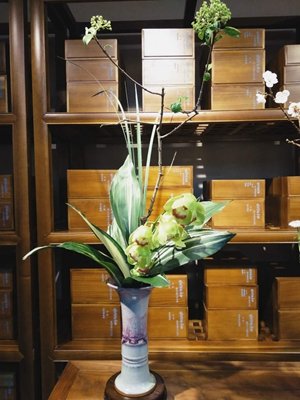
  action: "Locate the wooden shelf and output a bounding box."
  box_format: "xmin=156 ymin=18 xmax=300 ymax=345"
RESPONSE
xmin=0 ymin=232 xmax=19 ymax=245
xmin=0 ymin=113 xmax=17 ymax=124
xmin=47 ymin=228 xmax=298 ymax=245
xmin=0 ymin=340 xmax=23 ymax=362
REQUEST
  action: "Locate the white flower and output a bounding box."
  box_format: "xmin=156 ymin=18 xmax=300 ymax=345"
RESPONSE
xmin=289 ymin=220 xmax=300 ymax=228
xmin=263 ymin=71 xmax=278 ymax=88
xmin=274 ymin=90 xmax=290 ymax=104
xmin=287 ymin=102 xmax=300 ymax=118
xmin=256 ymin=92 xmax=266 ymax=104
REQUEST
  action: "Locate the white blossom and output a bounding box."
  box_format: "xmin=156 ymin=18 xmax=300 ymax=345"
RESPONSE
xmin=274 ymin=90 xmax=290 ymax=104
xmin=287 ymin=102 xmax=300 ymax=118
xmin=263 ymin=70 xmax=278 ymax=88
xmin=256 ymin=92 xmax=266 ymax=104
xmin=289 ymin=220 xmax=300 ymax=228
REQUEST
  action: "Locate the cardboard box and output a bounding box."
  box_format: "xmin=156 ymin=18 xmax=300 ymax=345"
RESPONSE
xmin=0 ymin=202 xmax=14 ymax=230
xmin=279 ymin=45 xmax=300 ymax=65
xmin=0 ymin=271 xmax=13 ymax=289
xmin=71 ymin=304 xmax=121 ymax=339
xmin=0 ymin=175 xmax=13 ymax=200
xmin=67 ymin=81 xmax=119 ymax=112
xmin=0 ymin=75 xmax=8 ymax=113
xmin=209 ymin=179 xmax=265 ymax=199
xmin=148 ymin=306 xmax=188 ymax=339
xmin=273 ymin=277 xmax=300 ymax=309
xmin=66 ymin=59 xmax=119 ymax=82
xmin=269 ymin=176 xmax=300 ymax=196
xmin=273 ymin=309 xmax=300 ymax=340
xmin=144 ymin=166 xmax=193 ymax=188
xmin=0 ymin=318 xmax=13 ymax=339
xmin=282 ymin=65 xmax=300 ymax=84
xmin=0 ymin=41 xmax=6 ymax=74
xmin=143 ymin=85 xmax=195 ymax=112
xmin=211 ymin=84 xmax=265 ymax=110
xmin=214 ymin=29 xmax=265 ymax=49
xmin=142 ymin=29 xmax=195 ymax=58
xmin=211 ymin=199 xmax=265 ymax=228
xmin=282 ymin=83 xmax=300 ymax=103
xmin=142 ymin=59 xmax=195 ymax=85
xmin=150 ymin=275 xmax=188 ymax=307
xmin=212 ymin=49 xmax=265 ymax=84
xmin=67 ymin=169 xmax=116 ymax=198
xmin=266 ymin=195 xmax=300 ymax=228
xmin=205 ymin=284 xmax=258 ymax=309
xmin=70 ymin=269 xmax=119 ymax=304
xmin=204 ymin=267 xmax=257 ymax=285
xmin=67 ymin=198 xmax=112 ymax=231
xmin=0 ymin=289 xmax=13 ymax=318
xmin=65 ymin=39 xmax=118 ymax=59
xmin=204 ymin=307 xmax=258 ymax=340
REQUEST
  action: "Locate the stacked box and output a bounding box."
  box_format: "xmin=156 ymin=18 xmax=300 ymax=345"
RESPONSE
xmin=0 ymin=372 xmax=16 ymax=400
xmin=0 ymin=175 xmax=14 ymax=231
xmin=0 ymin=41 xmax=8 ymax=113
xmin=67 ymin=166 xmax=193 ymax=229
xmin=142 ymin=29 xmax=195 ymax=112
xmin=65 ymin=39 xmax=119 ymax=112
xmin=211 ymin=29 xmax=265 ymax=110
xmin=266 ymin=176 xmax=300 ymax=227
xmin=276 ymin=45 xmax=300 ymax=105
xmin=0 ymin=270 xmax=13 ymax=339
xmin=273 ymin=277 xmax=300 ymax=340
xmin=204 ymin=266 xmax=259 ymax=340
xmin=208 ymin=179 xmax=265 ymax=228
xmin=70 ymin=269 xmax=188 ymax=339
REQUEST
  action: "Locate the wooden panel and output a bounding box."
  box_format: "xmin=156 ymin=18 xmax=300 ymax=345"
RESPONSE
xmin=65 ymin=39 xmax=118 ymax=59
xmin=67 ymin=198 xmax=112 ymax=231
xmin=209 ymin=179 xmax=265 ymax=199
xmin=274 ymin=309 xmax=300 ymax=340
xmin=279 ymin=44 xmax=300 ymax=65
xmin=269 ymin=176 xmax=300 ymax=196
xmin=214 ymin=28 xmax=265 ymax=49
xmin=66 ymin=59 xmax=118 ymax=82
xmin=143 ymin=84 xmax=195 ymax=112
xmin=283 ymin=65 xmax=300 ymax=83
xmin=266 ymin=195 xmax=300 ymax=228
xmin=0 ymin=271 xmax=13 ymax=289
xmin=66 ymin=81 xmax=119 ymax=112
xmin=0 ymin=202 xmax=14 ymax=230
xmin=142 ymin=59 xmax=195 ymax=85
xmin=273 ymin=277 xmax=300 ymax=309
xmin=142 ymin=28 xmax=194 ymax=58
xmin=212 ymin=49 xmax=265 ymax=84
xmin=71 ymin=304 xmax=121 ymax=339
xmin=0 ymin=175 xmax=13 ymax=200
xmin=204 ymin=267 xmax=257 ymax=285
xmin=149 ymin=275 xmax=188 ymax=307
xmin=204 ymin=307 xmax=258 ymax=340
xmin=211 ymin=199 xmax=265 ymax=228
xmin=70 ymin=269 xmax=119 ymax=304
xmin=0 ymin=41 xmax=6 ymax=74
xmin=211 ymin=84 xmax=265 ymax=110
xmin=0 ymin=289 xmax=13 ymax=318
xmin=67 ymin=170 xmax=115 ymax=198
xmin=148 ymin=306 xmax=188 ymax=339
xmin=283 ymin=83 xmax=300 ymax=103
xmin=0 ymin=372 xmax=16 ymax=400
xmin=204 ymin=285 xmax=258 ymax=309
xmin=0 ymin=75 xmax=8 ymax=113
xmin=144 ymin=166 xmax=193 ymax=188
xmin=0 ymin=318 xmax=14 ymax=339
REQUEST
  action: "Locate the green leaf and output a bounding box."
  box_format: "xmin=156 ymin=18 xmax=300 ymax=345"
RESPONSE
xmin=110 ymin=156 xmax=141 ymax=243
xmin=131 ymin=273 xmax=170 ymax=288
xmin=170 ymin=102 xmax=183 ymax=113
xmin=223 ymin=26 xmax=240 ymax=37
xmin=67 ymin=203 xmax=131 ymax=279
xmin=150 ymin=230 xmax=235 ymax=275
xmin=203 ymin=72 xmax=211 ymax=82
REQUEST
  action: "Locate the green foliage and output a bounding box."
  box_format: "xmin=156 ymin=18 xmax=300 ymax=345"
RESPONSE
xmin=82 ymin=15 xmax=112 ymax=45
xmin=170 ymin=96 xmax=188 ymax=113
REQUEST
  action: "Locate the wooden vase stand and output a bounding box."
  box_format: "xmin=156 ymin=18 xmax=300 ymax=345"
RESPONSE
xmin=104 ymin=371 xmax=167 ymax=400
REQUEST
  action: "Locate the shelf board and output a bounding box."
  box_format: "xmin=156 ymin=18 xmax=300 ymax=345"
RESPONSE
xmin=0 ymin=113 xmax=17 ymax=124
xmin=0 ymin=340 xmax=23 ymax=362
xmin=44 ymin=109 xmax=289 ymax=125
xmin=47 ymin=228 xmax=298 ymax=245
xmin=53 ymin=338 xmax=300 ymax=362
xmin=0 ymin=231 xmax=19 ymax=245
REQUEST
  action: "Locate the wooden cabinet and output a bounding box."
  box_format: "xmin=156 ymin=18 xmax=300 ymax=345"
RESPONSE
xmin=28 ymin=1 xmax=300 ymax=399
xmin=0 ymin=1 xmax=37 ymax=399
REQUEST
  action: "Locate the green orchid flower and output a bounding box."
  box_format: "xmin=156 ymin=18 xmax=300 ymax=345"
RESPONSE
xmin=152 ymin=214 xmax=188 ymax=249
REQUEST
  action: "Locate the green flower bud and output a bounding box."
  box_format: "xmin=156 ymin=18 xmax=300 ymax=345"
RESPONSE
xmin=129 ymin=225 xmax=153 ymax=247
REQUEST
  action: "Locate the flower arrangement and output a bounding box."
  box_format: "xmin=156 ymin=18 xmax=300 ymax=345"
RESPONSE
xmin=23 ymin=1 xmax=238 ymax=288
xmin=256 ymin=70 xmax=300 ymax=147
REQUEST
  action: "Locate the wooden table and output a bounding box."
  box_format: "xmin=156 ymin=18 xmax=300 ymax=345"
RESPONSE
xmin=49 ymin=360 xmax=300 ymax=399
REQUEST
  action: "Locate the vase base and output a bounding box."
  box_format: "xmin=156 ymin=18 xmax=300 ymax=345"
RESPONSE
xmin=104 ymin=371 xmax=167 ymax=400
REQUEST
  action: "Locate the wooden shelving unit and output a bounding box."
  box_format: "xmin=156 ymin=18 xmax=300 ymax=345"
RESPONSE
xmin=0 ymin=0 xmax=36 ymax=399
xmin=29 ymin=0 xmax=300 ymax=399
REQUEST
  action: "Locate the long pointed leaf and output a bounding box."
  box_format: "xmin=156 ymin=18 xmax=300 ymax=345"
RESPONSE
xmin=131 ymin=273 xmax=170 ymax=288
xmin=67 ymin=203 xmax=131 ymax=279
